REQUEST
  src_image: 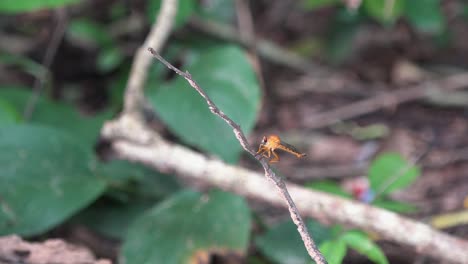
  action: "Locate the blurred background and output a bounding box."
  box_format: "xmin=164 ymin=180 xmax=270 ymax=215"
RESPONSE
xmin=1 ymin=0 xmax=468 ymax=263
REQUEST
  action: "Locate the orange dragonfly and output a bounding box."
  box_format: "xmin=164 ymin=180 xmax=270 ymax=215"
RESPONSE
xmin=256 ymin=135 xmax=307 ymax=163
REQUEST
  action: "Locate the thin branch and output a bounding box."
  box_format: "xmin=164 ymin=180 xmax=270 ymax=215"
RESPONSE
xmin=147 ymin=47 xmax=328 ymax=264
xmin=123 ymin=0 xmax=178 ymax=115
xmin=304 ymin=73 xmax=468 ymax=129
xmin=23 ymin=8 xmax=67 ymax=120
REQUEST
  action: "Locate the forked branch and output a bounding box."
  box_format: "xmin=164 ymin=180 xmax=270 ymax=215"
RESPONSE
xmin=147 ymin=47 xmax=327 ymax=264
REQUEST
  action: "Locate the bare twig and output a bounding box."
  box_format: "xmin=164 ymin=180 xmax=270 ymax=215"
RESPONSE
xmin=304 ymin=73 xmax=468 ymax=129
xmin=23 ymin=8 xmax=67 ymax=120
xmin=147 ymin=48 xmax=328 ymax=264
xmin=123 ymin=0 xmax=177 ymax=115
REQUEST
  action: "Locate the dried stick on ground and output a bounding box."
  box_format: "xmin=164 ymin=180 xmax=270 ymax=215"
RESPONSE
xmin=147 ymin=47 xmax=328 ymax=264
xmin=304 ymin=73 xmax=468 ymax=129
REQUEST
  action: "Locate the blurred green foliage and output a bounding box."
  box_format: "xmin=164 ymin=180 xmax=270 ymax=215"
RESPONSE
xmin=0 ymin=0 xmax=443 ymax=263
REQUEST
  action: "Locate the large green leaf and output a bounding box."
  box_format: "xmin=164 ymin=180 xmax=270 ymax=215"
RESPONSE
xmin=319 ymin=239 xmax=347 ymax=264
xmin=147 ymin=0 xmax=196 ymax=27
xmin=256 ymin=219 xmax=332 ymax=264
xmin=75 ymin=160 xmax=180 ymax=239
xmin=0 ymin=124 xmax=106 ymax=236
xmin=363 ymin=0 xmax=404 ymax=24
xmin=340 ymin=231 xmax=388 ymax=264
xmin=148 ymin=45 xmax=261 ymax=163
xmin=122 ymin=190 xmax=251 ymax=264
xmin=0 ymin=0 xmax=79 ymax=13
xmin=405 ymin=0 xmax=445 ymax=34
xmin=0 ymin=86 xmax=111 ymax=146
xmin=0 ymin=99 xmax=20 ymax=126
xmin=368 ymin=153 xmax=420 ymax=196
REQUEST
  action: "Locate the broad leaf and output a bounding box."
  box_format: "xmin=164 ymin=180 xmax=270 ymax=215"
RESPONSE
xmin=405 ymin=0 xmax=445 ymax=34
xmin=320 ymin=239 xmax=347 ymax=264
xmin=368 ymin=153 xmax=420 ymax=196
xmin=0 ymin=87 xmax=112 ymax=146
xmin=363 ymin=0 xmax=404 ymax=24
xmin=340 ymin=230 xmax=388 ymax=264
xmin=148 ymin=45 xmax=261 ymax=163
xmin=122 ymin=190 xmax=251 ymax=264
xmin=0 ymin=0 xmax=79 ymax=13
xmin=0 ymin=124 xmax=106 ymax=236
xmin=256 ymin=219 xmax=332 ymax=264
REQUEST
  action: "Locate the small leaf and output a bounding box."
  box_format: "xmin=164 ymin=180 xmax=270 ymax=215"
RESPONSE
xmin=368 ymin=153 xmax=420 ymax=196
xmin=319 ymin=239 xmax=347 ymax=264
xmin=363 ymin=0 xmax=404 ymax=24
xmin=340 ymin=230 xmax=389 ymax=264
xmin=405 ymin=0 xmax=445 ymax=34
xmin=148 ymin=45 xmax=261 ymax=163
xmin=97 ymin=45 xmax=124 ymax=72
xmin=307 ymin=180 xmax=353 ymax=199
xmin=327 ymin=8 xmax=362 ymax=63
xmin=0 ymin=0 xmax=79 ymax=13
xmin=147 ymin=0 xmax=195 ymax=27
xmin=0 ymin=99 xmax=20 ymax=126
xmin=303 ymin=0 xmax=340 ymax=10
xmin=256 ymin=220 xmax=332 ymax=264
xmin=0 ymin=124 xmax=106 ymax=236
xmin=372 ymin=199 xmax=418 ymax=213
xmin=67 ymin=19 xmax=112 ymax=47
xmin=122 ymin=190 xmax=251 ymax=264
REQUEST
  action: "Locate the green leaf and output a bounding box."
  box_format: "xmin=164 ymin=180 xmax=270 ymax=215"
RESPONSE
xmin=303 ymin=0 xmax=340 ymax=10
xmin=363 ymin=0 xmax=405 ymax=24
xmin=319 ymin=239 xmax=347 ymax=264
xmin=97 ymin=45 xmax=124 ymax=72
xmin=196 ymin=0 xmax=235 ymax=23
xmin=405 ymin=0 xmax=445 ymax=34
xmin=147 ymin=0 xmax=196 ymax=27
xmin=75 ymin=198 xmax=155 ymax=239
xmin=122 ymin=190 xmax=251 ymax=264
xmin=98 ymin=160 xmax=180 ymax=200
xmin=372 ymin=199 xmax=418 ymax=213
xmin=0 ymin=86 xmax=112 ymax=146
xmin=306 ymin=180 xmax=352 ymax=199
xmin=0 ymin=99 xmax=20 ymax=126
xmin=256 ymin=220 xmax=332 ymax=264
xmin=368 ymin=153 xmax=420 ymax=196
xmin=327 ymin=9 xmax=362 ymax=63
xmin=67 ymin=19 xmax=113 ymax=47
xmin=148 ymin=45 xmax=261 ymax=163
xmin=0 ymin=124 xmax=106 ymax=236
xmin=0 ymin=0 xmax=79 ymax=13
xmin=340 ymin=231 xmax=388 ymax=264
